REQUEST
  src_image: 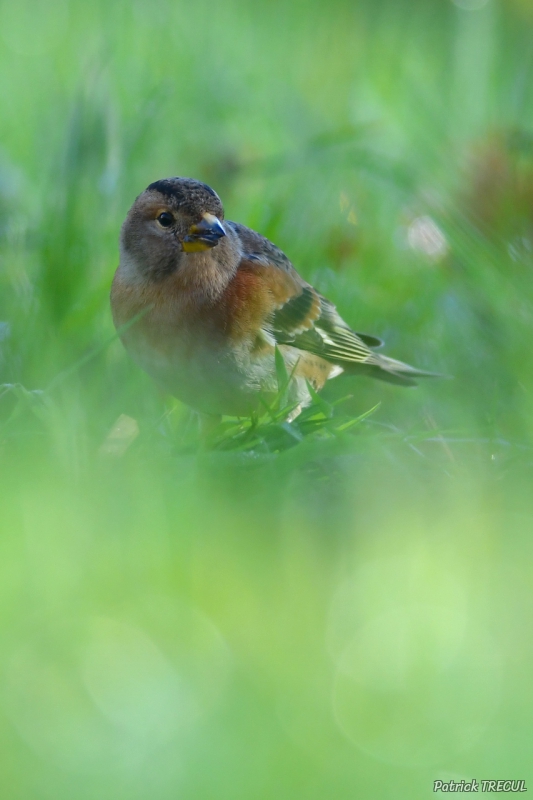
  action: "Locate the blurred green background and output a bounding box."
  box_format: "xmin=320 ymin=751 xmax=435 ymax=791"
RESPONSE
xmin=1 ymin=0 xmax=533 ymax=797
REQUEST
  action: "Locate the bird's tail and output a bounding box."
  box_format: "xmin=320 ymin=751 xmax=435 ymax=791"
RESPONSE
xmin=351 ymin=354 xmax=443 ymax=386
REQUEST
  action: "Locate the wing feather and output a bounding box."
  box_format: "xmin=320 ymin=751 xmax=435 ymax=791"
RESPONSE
xmin=232 ymin=224 xmax=436 ymax=385
xmin=270 ymin=290 xmax=436 ymax=384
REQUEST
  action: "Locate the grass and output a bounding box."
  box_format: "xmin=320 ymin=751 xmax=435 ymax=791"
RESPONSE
xmin=1 ymin=0 xmax=533 ymax=797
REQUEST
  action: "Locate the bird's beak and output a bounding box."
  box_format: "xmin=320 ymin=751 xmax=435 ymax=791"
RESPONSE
xmin=182 ymin=213 xmax=226 ymax=252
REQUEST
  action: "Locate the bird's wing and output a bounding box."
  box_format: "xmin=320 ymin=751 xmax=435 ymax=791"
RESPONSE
xmin=272 ymin=285 xmax=437 ymax=385
xmin=229 ymin=222 xmax=435 ymax=385
xmin=271 ymin=289 xmax=379 ymax=365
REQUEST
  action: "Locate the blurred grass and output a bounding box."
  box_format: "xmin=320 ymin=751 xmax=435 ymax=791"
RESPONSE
xmin=1 ymin=0 xmax=533 ymax=797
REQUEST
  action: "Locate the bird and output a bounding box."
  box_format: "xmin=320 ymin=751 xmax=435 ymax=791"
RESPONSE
xmin=111 ymin=177 xmax=436 ymax=419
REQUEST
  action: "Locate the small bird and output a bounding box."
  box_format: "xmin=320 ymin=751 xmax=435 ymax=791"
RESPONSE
xmin=111 ymin=177 xmax=435 ymax=418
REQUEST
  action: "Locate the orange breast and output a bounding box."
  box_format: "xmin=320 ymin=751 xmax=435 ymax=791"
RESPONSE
xmin=215 ymin=260 xmax=301 ymax=344
xmin=111 ymin=258 xmax=301 ymax=358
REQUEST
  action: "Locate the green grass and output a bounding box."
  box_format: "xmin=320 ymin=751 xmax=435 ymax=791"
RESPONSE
xmin=1 ymin=0 xmax=533 ymax=797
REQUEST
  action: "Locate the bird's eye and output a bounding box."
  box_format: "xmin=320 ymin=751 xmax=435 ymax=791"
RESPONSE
xmin=156 ymin=211 xmax=174 ymax=228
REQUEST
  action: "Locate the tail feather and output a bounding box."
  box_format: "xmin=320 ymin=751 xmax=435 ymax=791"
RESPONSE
xmin=349 ymin=354 xmax=442 ymax=386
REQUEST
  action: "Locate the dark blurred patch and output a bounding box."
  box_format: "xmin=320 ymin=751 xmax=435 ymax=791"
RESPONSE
xmin=462 ymin=128 xmax=533 ymax=243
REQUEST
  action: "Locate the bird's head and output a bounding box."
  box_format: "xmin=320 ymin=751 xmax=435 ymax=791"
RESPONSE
xmin=120 ymin=177 xmax=228 ymax=280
